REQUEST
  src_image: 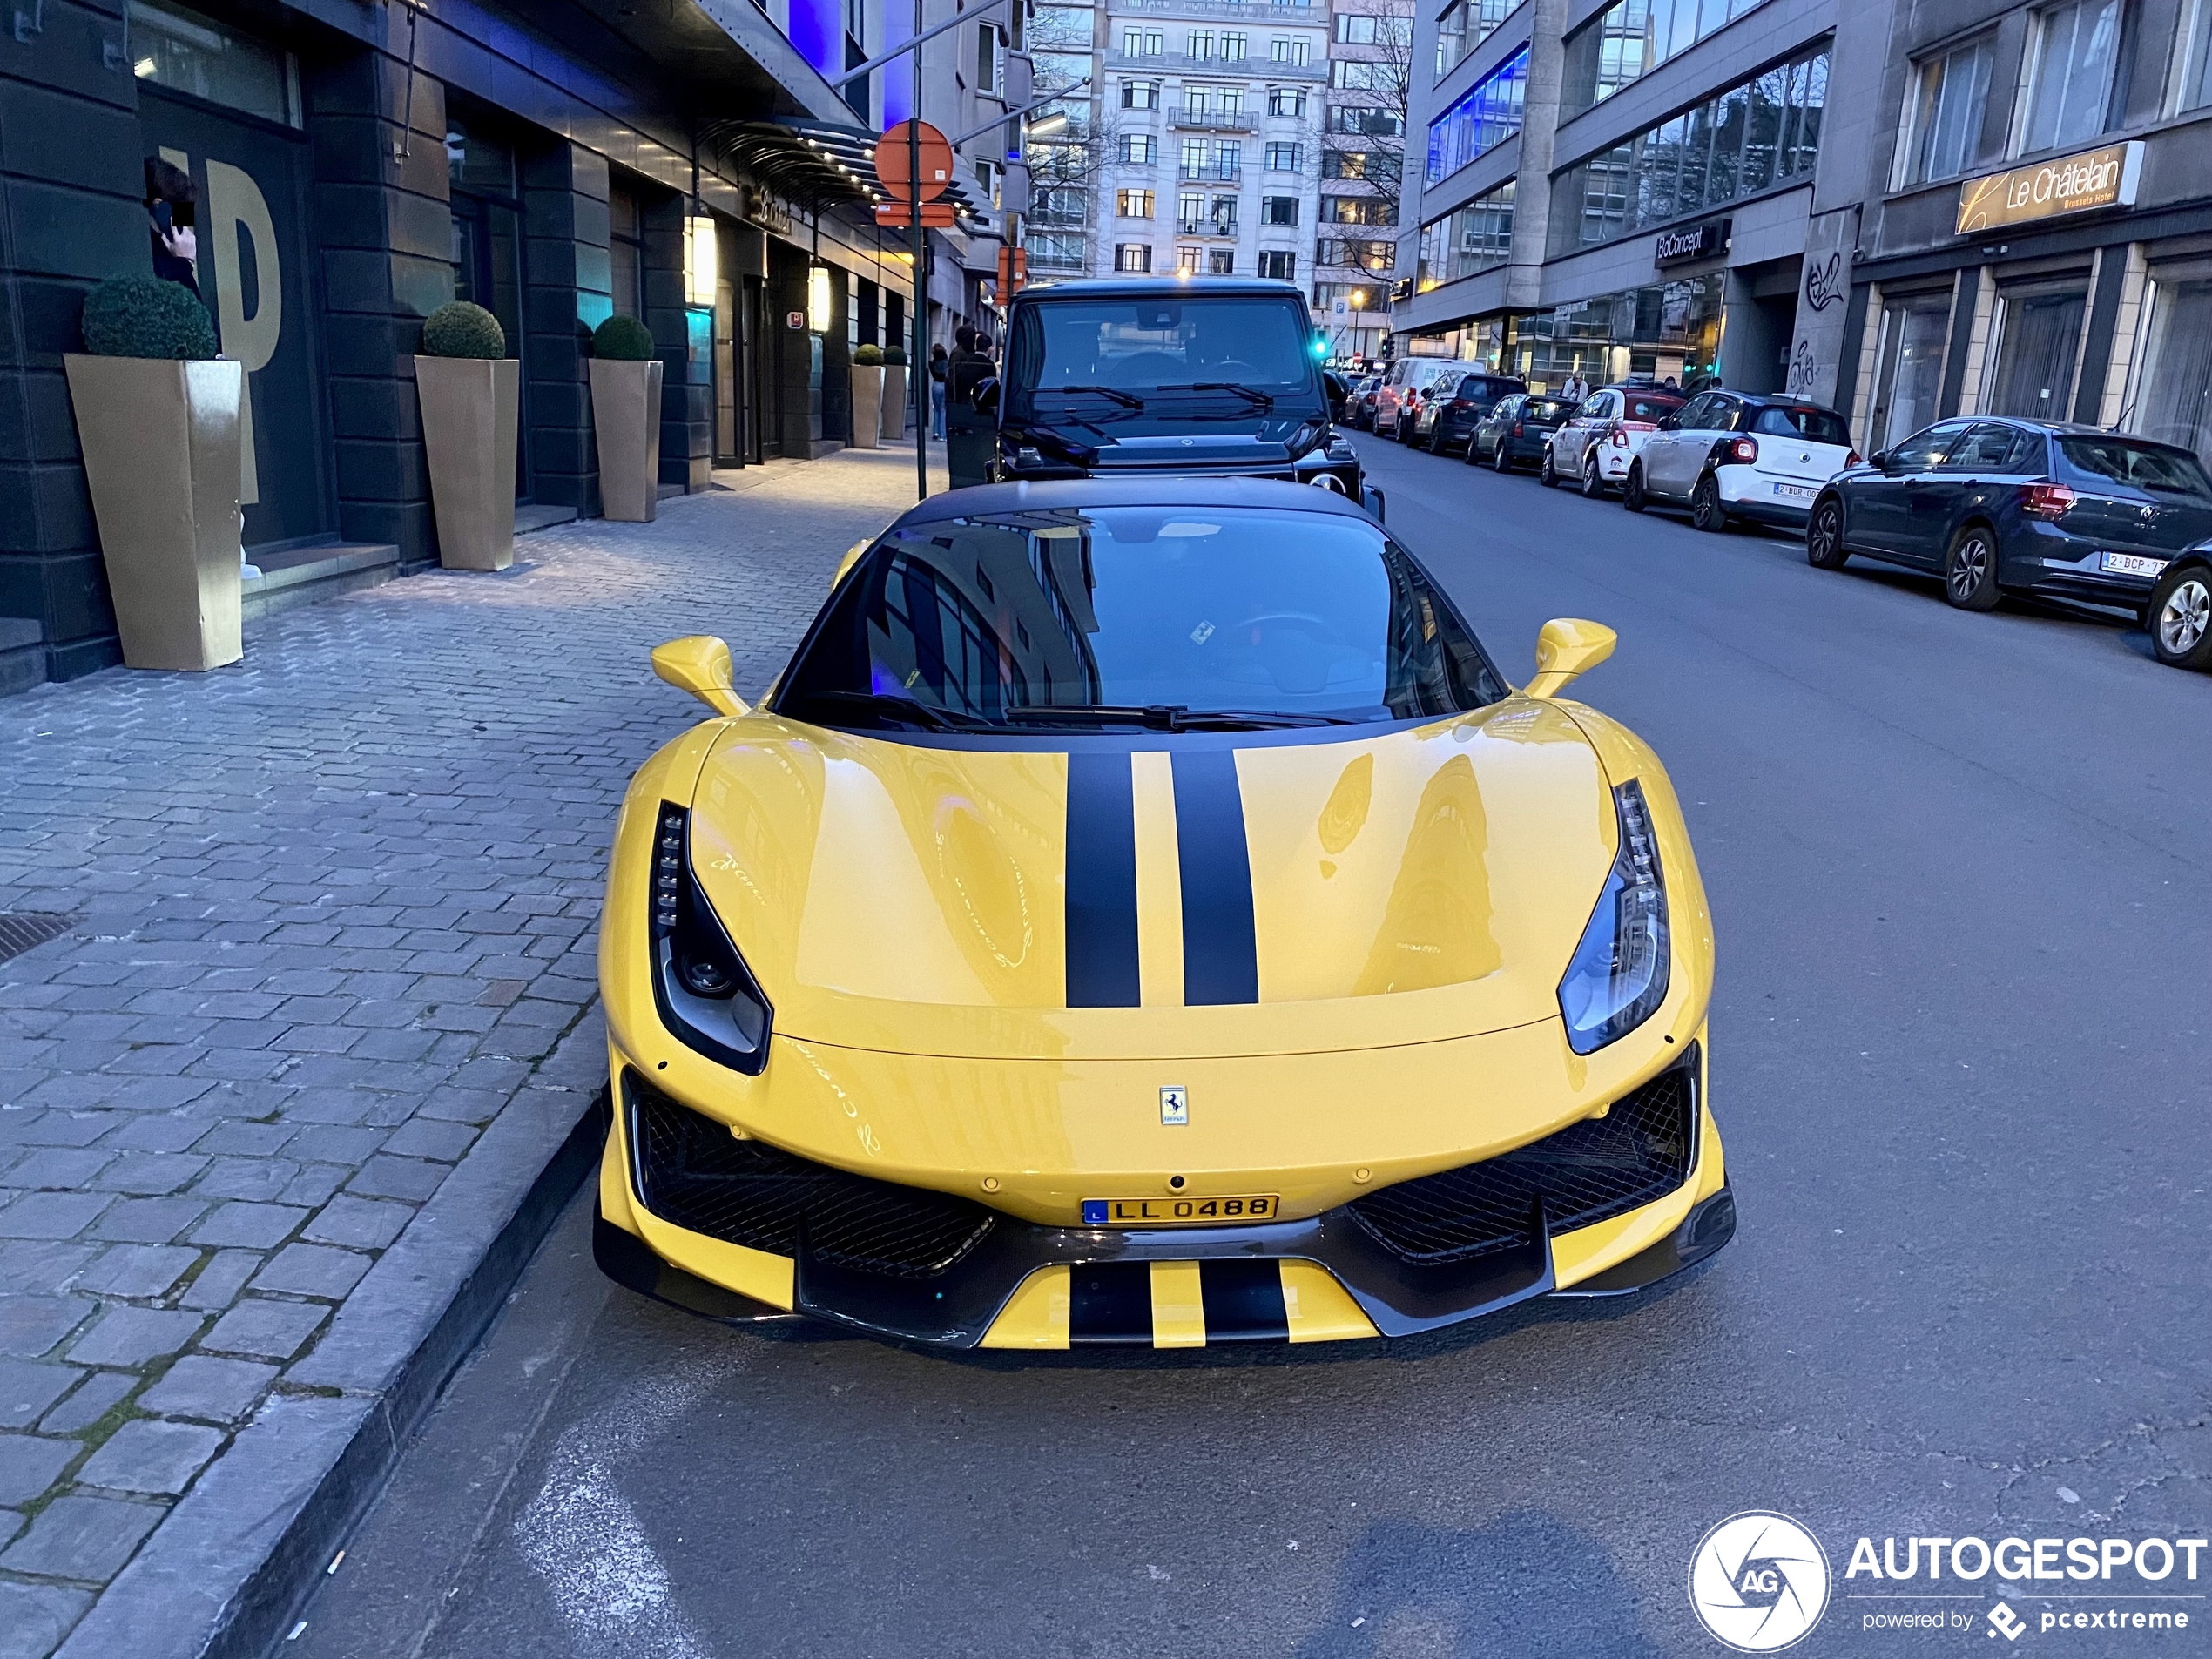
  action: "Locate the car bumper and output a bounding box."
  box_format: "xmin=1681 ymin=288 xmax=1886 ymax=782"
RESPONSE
xmin=594 ymin=1044 xmax=1730 ymax=1350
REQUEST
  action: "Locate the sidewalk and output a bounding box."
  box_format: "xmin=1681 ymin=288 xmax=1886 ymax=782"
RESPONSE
xmin=0 ymin=445 xmax=941 ymax=1659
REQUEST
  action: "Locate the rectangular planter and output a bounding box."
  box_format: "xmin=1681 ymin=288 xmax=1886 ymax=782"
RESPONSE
xmin=415 ymin=355 xmax=519 ymax=571
xmin=64 ymin=354 xmax=245 ymax=671
xmin=588 ymin=357 xmax=664 ymax=522
xmin=848 ymin=365 xmax=882 ymax=450
xmin=881 ymin=365 xmax=908 ymax=440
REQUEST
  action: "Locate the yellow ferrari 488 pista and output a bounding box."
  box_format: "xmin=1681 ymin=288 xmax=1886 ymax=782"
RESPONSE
xmin=594 ymin=478 xmax=1731 ymax=1349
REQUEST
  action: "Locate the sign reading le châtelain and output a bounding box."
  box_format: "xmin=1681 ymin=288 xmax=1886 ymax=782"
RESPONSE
xmin=1956 ymin=140 xmax=2143 ymax=235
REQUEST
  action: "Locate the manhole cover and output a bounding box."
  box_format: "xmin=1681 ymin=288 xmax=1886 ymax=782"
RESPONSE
xmin=0 ymin=912 xmax=75 ymax=965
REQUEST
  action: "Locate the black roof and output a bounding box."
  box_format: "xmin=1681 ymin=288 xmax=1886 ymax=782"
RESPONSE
xmin=892 ymin=476 xmax=1372 ymax=528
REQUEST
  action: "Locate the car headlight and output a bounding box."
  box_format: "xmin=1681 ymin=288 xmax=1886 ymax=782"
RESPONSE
xmin=649 ymin=802 xmax=772 ymax=1074
xmin=1557 ymin=779 xmax=1669 ymax=1055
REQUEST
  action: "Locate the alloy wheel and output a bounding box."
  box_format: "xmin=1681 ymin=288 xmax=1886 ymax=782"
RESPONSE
xmin=2158 ymin=577 xmax=2211 ymax=657
xmin=1582 ymin=456 xmax=1603 ymax=498
xmin=1807 ymin=500 xmax=1848 ymax=569
xmin=1944 ymin=529 xmax=2001 ymax=611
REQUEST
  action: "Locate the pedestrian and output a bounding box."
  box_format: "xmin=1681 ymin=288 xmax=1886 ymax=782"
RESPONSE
xmin=145 ymin=157 xmax=199 ymax=300
xmin=929 ymin=342 xmax=949 ymax=438
xmin=1561 ymin=367 xmax=1590 ymax=402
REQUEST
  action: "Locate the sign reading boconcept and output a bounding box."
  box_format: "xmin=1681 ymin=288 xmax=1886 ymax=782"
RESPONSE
xmin=1956 ymin=141 xmax=2143 ymax=234
xmin=1654 ymin=218 xmax=1730 ymax=266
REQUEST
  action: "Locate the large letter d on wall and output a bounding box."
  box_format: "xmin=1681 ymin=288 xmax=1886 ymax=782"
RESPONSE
xmin=206 ymin=159 xmax=282 ymax=507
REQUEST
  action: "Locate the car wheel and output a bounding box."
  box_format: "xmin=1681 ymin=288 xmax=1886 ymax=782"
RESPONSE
xmin=1806 ymin=496 xmax=1850 ymax=569
xmin=1943 ymin=524 xmax=2003 ymax=611
xmin=1492 ymin=438 xmax=1512 ymax=474
xmin=1581 ymin=455 xmax=1605 ymax=498
xmin=2148 ymin=563 xmax=2212 ymax=669
xmin=1690 ymin=473 xmax=1728 ymax=532
xmin=1623 ymin=462 xmax=1647 ymax=512
xmin=1540 ymin=448 xmax=1560 ymax=487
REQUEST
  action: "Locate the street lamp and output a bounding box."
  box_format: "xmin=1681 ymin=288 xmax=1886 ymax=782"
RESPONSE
xmin=1024 ymin=110 xmax=1069 ymax=142
xmin=1349 ymin=287 xmax=1367 ymax=361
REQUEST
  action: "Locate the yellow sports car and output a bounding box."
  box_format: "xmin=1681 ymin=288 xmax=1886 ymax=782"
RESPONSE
xmin=594 ymin=479 xmax=1731 ymax=1349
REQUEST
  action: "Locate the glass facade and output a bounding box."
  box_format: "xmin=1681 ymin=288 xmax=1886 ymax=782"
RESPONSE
xmin=1425 ymin=47 xmax=1529 ymax=184
xmin=1435 ymin=0 xmax=1518 ymax=78
xmin=1457 ymin=273 xmax=1723 ymax=388
xmin=1415 ymin=181 xmax=1515 ymax=290
xmin=1548 ymin=47 xmax=1828 ymax=256
xmin=1561 ymin=0 xmax=1771 ymax=116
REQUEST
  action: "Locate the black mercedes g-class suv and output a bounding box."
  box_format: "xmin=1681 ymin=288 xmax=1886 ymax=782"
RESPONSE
xmin=972 ymin=277 xmax=1383 ymax=519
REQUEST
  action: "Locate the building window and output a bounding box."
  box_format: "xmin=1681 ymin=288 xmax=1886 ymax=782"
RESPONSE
xmin=1123 ymin=78 xmax=1160 ymax=109
xmin=1424 ymin=47 xmax=1528 ymax=183
xmin=1335 ymin=13 xmax=1378 ymax=43
xmin=1027 ymin=231 xmax=1088 ymax=272
xmin=1561 ymin=0 xmax=1772 ymax=115
xmin=1318 ymin=238 xmax=1394 ymax=271
xmin=1211 ymin=193 xmax=1239 ymax=227
xmin=1271 ymin=37 xmax=1291 ymax=60
xmin=976 ymin=23 xmax=1001 ymax=94
xmin=1416 ymin=180 xmax=1514 ymax=290
xmin=1266 ymin=141 xmax=1305 ymax=169
xmin=1869 ymin=294 xmax=1953 ymax=448
xmin=609 ymin=182 xmax=646 ymax=319
xmin=1269 ymin=86 xmax=1309 ymax=116
xmin=1185 ymin=85 xmax=1210 ymax=119
xmin=1178 ymin=189 xmax=1206 ymax=230
xmin=1117 ymin=187 xmax=1156 ymax=217
xmin=1182 ymin=138 xmax=1209 ymax=174
xmin=1122 ymin=133 xmax=1158 ymax=164
xmin=1323 ymin=150 xmax=1367 ymax=179
xmin=1263 ymin=194 xmax=1300 ymax=225
xmin=1324 ymin=195 xmax=1393 ymax=225
xmin=1259 ymin=249 xmax=1298 ymax=279
xmin=129 ymin=0 xmax=301 ymax=125
xmin=1189 ymin=30 xmax=1213 ymax=57
xmin=1116 ymin=243 xmax=1155 ymax=272
xmin=1548 ymin=47 xmax=1828 ymax=254
xmin=1177 ymin=244 xmax=1204 ymax=272
xmin=1031 ymin=185 xmax=1082 ymax=225
xmin=1330 ymin=105 xmax=1403 ymax=136
xmin=1986 ymin=287 xmax=2088 ymax=416
xmin=1434 ymin=0 xmax=1514 ymax=76
xmin=2128 ymin=276 xmax=2212 ymax=465
xmin=1123 ymin=27 xmax=1163 ymax=55
xmin=2183 ymin=0 xmax=2212 ymax=111
xmin=1332 ymin=60 xmax=1389 ymax=90
xmin=2020 ymin=0 xmax=2123 ymax=154
xmin=1211 ymin=249 xmax=1237 ymax=273
xmin=1224 ymin=32 xmax=1248 ymax=60
xmin=1908 ymin=39 xmax=1994 ymax=182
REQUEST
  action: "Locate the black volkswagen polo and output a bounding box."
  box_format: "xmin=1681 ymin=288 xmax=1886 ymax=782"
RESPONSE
xmin=1804 ymin=419 xmax=2212 ymax=615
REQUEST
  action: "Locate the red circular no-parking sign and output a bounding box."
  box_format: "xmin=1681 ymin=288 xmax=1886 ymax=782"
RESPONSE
xmin=873 ymin=120 xmax=954 ymax=201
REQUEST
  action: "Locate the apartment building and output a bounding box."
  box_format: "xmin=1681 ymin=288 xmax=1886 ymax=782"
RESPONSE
xmin=1022 ymin=0 xmax=1333 ymax=282
xmin=1839 ymin=0 xmax=2212 ymax=466
xmin=1317 ymin=0 xmax=1419 ymax=359
xmin=1391 ymin=0 xmax=1892 ymax=402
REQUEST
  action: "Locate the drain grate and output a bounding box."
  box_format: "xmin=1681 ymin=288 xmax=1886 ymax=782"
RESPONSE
xmin=0 ymin=912 xmax=75 ymax=965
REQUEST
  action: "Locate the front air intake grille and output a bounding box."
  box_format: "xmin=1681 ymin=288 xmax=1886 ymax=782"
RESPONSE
xmin=1348 ymin=1050 xmax=1697 ymax=1265
xmin=626 ymin=1073 xmax=997 ymax=1279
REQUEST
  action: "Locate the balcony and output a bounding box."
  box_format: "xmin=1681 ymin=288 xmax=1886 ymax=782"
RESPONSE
xmin=1027 ymin=247 xmax=1090 ymax=273
xmin=1104 ymin=52 xmax=1327 ymax=81
xmin=1176 ymin=217 xmax=1240 ymax=236
xmin=1168 ymin=110 xmax=1258 ymax=132
xmin=1120 ymin=0 xmax=1318 ymax=15
xmin=1178 ymin=161 xmax=1243 ymax=181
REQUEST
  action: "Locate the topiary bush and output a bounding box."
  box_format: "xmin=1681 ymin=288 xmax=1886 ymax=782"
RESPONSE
xmin=81 ymin=275 xmax=218 ymax=361
xmin=421 ymin=300 xmax=505 ymax=359
xmin=591 ymin=314 xmax=656 ymax=361
xmin=853 ymin=343 xmax=884 ymax=366
xmin=882 ymin=345 xmax=907 ymax=366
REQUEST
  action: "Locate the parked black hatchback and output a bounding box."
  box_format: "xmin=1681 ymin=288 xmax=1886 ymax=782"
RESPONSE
xmin=1415 ymin=372 xmax=1527 ymax=456
xmin=1469 ymin=394 xmax=1580 ymax=472
xmin=1804 ymin=419 xmax=2212 ymax=615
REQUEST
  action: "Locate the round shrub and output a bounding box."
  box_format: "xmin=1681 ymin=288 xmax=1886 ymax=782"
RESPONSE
xmin=882 ymin=345 xmax=907 ymax=366
xmin=853 ymin=343 xmax=884 ymax=366
xmin=80 ymin=275 xmax=218 ymax=361
xmin=591 ymin=314 xmax=656 ymax=361
xmin=421 ymin=301 xmax=505 ymax=359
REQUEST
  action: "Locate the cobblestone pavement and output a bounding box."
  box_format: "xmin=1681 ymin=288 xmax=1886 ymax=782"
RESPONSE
xmin=0 ymin=446 xmax=938 ymax=1657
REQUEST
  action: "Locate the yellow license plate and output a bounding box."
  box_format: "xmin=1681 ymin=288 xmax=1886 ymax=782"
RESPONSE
xmin=1080 ymin=1195 xmax=1279 ymax=1226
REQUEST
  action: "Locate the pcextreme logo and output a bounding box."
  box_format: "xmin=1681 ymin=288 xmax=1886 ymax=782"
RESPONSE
xmin=1689 ymin=1512 xmax=1832 ymax=1652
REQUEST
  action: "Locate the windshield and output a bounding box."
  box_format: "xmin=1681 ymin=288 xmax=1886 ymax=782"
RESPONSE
xmin=1753 ymin=406 xmax=1853 ymax=445
xmin=1006 ymin=297 xmax=1324 ymax=432
xmin=776 ymin=505 xmax=1507 ymax=733
xmin=2058 ymin=436 xmax=2212 ymax=499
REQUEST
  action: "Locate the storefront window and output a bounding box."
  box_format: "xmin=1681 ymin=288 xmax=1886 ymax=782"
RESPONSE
xmin=1870 ymin=297 xmax=1952 ymax=449
xmin=1482 ymin=274 xmax=1722 ymax=388
xmin=1986 ymin=289 xmax=2087 ymax=419
xmin=130 ymin=0 xmax=299 ymax=125
xmin=1550 ymin=48 xmax=1826 ymax=255
xmin=2129 ymin=278 xmax=2212 ymax=466
xmin=2020 ymin=0 xmax=2121 ymax=154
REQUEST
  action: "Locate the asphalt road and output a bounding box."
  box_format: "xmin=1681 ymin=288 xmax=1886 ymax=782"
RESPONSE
xmin=287 ymin=434 xmax=2212 ymax=1659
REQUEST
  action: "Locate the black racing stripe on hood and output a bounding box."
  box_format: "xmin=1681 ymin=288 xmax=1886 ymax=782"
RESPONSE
xmin=1064 ymin=751 xmax=1141 ymax=1008
xmin=1069 ymin=1261 xmax=1153 ymax=1344
xmin=1172 ymin=747 xmax=1260 ymax=1005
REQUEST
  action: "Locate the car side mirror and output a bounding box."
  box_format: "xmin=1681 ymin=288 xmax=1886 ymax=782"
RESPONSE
xmin=971 ymin=376 xmax=1001 ymax=414
xmin=1323 ymin=370 xmax=1349 ymax=403
xmin=1523 ymin=617 xmax=1617 ymax=699
xmin=1656 ymin=415 xmax=1679 ymax=431
xmin=831 ymin=537 xmax=869 ymax=589
xmin=1870 ymin=449 xmax=1893 ymax=471
xmin=651 ymin=635 xmax=748 ymax=718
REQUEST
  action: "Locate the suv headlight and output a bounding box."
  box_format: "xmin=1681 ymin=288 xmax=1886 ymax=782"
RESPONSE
xmin=1557 ymin=779 xmax=1669 ymax=1054
xmin=648 ymin=803 xmax=772 ymax=1074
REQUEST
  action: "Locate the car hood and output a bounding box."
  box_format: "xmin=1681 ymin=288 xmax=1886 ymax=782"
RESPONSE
xmin=683 ymin=701 xmax=1617 ymax=1061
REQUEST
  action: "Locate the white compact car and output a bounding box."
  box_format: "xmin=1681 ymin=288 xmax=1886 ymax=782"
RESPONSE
xmin=1544 ymin=386 xmax=1689 ymax=496
xmin=1623 ymin=390 xmax=1859 ymax=531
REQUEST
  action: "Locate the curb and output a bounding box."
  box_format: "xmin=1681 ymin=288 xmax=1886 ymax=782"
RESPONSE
xmin=51 ymin=1082 xmax=610 ymax=1659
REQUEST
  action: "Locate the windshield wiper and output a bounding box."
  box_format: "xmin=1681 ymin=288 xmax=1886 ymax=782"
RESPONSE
xmin=791 ymin=691 xmax=986 ymax=732
xmin=1003 ymin=703 xmax=1359 ymax=732
xmin=1156 ymin=382 xmax=1275 ymax=410
xmin=1036 ymin=384 xmax=1144 ymax=409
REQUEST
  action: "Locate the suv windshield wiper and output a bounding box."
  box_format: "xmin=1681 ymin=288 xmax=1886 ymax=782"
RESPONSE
xmin=790 ymin=691 xmax=986 ymax=732
xmin=1002 ymin=703 xmax=1359 ymax=731
xmin=1155 ymin=382 xmax=1275 ymax=410
xmin=1035 ymin=384 xmax=1145 ymax=409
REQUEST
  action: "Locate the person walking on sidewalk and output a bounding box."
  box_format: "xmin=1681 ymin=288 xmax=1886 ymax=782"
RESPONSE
xmin=929 ymin=342 xmax=949 ymax=439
